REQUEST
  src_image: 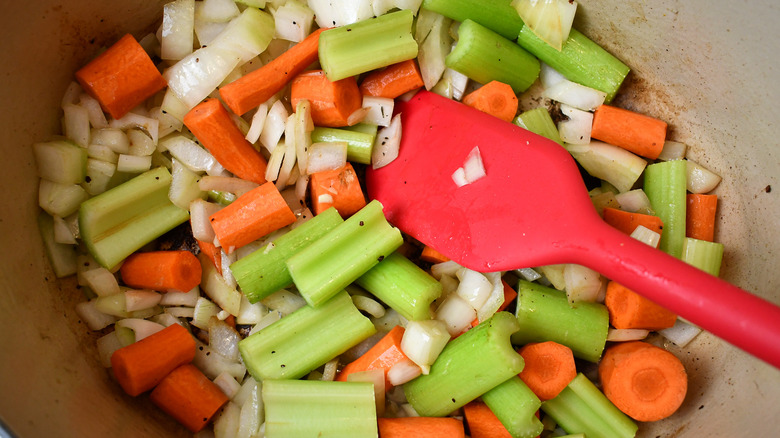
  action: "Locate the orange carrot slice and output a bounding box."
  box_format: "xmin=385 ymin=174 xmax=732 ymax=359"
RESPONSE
xmin=208 ymin=181 xmax=296 ymax=252
xmin=377 ymin=416 xmax=465 ymax=438
xmin=291 ymin=70 xmax=362 ymax=127
xmin=604 ymin=281 xmax=677 ymax=330
xmin=75 ymin=34 xmax=167 ymax=119
xmin=517 ymin=341 xmax=577 ymax=401
xmin=220 ymin=28 xmax=327 ymax=115
xmin=336 ymin=326 xmax=408 ymax=391
xmin=119 ymin=250 xmax=201 ymax=292
xmin=686 ymin=193 xmax=717 ymax=242
xmin=110 ymin=323 xmax=196 ymax=396
xmin=463 ymin=401 xmax=513 ymax=438
xmin=462 ymin=80 xmax=519 ymax=123
xmin=150 ymin=363 xmax=229 ymax=433
xmin=603 ymin=207 xmax=664 ymax=236
xmin=183 ymin=98 xmax=268 ymax=184
xmin=591 ymin=104 xmax=668 ymax=160
xmin=309 ymin=162 xmax=367 ymax=217
xmin=599 ymin=341 xmax=687 ymax=422
xmin=359 ymin=59 xmax=424 ymax=99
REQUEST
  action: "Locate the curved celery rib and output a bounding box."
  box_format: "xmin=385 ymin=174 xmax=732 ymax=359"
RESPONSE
xmin=511 ymin=280 xmax=608 ymax=363
xmin=318 ymin=10 xmax=418 ymax=81
xmin=286 ymin=200 xmax=403 ymax=307
xmin=421 ymin=0 xmax=524 ymax=41
xmin=644 ymin=160 xmax=687 ymax=259
xmin=517 ymin=26 xmax=629 ymax=103
xmin=446 ymin=19 xmax=540 ymax=93
xmin=231 ymin=207 xmax=344 ymax=304
xmin=682 ymin=237 xmax=723 ymax=276
xmin=238 ymin=291 xmax=376 ymax=381
xmin=541 ymin=373 xmax=637 ymax=438
xmin=514 ymin=107 xmax=563 ymax=146
xmin=482 ymin=376 xmax=544 ymax=438
xmin=311 ymin=126 xmax=376 ymax=165
xmin=263 ymin=380 xmax=377 ymax=438
xmin=355 ymin=251 xmax=442 ymax=321
xmin=78 ymin=167 xmax=189 ymax=270
xmin=403 ymin=312 xmax=524 ymax=417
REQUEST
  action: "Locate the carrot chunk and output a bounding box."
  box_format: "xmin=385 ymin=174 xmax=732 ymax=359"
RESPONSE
xmin=75 ymin=34 xmax=167 ymax=119
xmin=110 ymin=323 xmax=196 ymax=396
xmin=463 ymin=401 xmax=513 ymax=438
xmin=377 ymin=416 xmax=465 ymax=438
xmin=420 ymin=245 xmax=450 ymax=264
xmin=603 ymin=207 xmax=664 ymax=236
xmin=359 ymin=59 xmax=424 ymax=99
xmin=336 ymin=326 xmax=408 ymax=391
xmin=291 ymin=70 xmax=362 ymax=127
xmin=196 ymin=239 xmax=222 ymax=275
xmin=591 ymin=104 xmax=668 ymax=159
xmin=517 ymin=341 xmax=577 ymax=401
xmin=208 ymin=181 xmax=296 ymax=252
xmin=183 ymin=98 xmax=268 ymax=184
xmin=309 ymin=162 xmax=367 ymax=217
xmin=119 ymin=250 xmax=201 ymax=292
xmin=462 ymin=80 xmax=519 ymax=123
xmin=604 ymin=281 xmax=677 ymax=330
xmin=150 ymin=364 xmax=229 ymax=433
xmin=220 ymin=28 xmax=327 ymax=115
xmin=686 ymin=193 xmax=717 ymax=242
xmin=599 ymin=341 xmax=687 ymax=422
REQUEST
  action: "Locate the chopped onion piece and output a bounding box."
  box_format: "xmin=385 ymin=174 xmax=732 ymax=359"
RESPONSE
xmin=542 ymin=79 xmax=607 ymax=111
xmin=540 ymin=63 xmax=567 ymax=89
xmin=401 ymin=320 xmax=451 ymax=375
xmin=79 ymin=93 xmax=108 ymax=129
xmin=163 ymin=134 xmax=226 ymax=175
xmin=516 ymin=267 xmax=542 ymax=282
xmin=347 ymin=107 xmax=369 ymax=126
xmin=614 ymin=189 xmax=654 ymax=214
xmin=81 ymin=267 xmax=121 ymax=297
xmin=294 ymin=99 xmax=314 ymax=175
xmin=455 ymin=268 xmax=493 ymax=311
xmin=435 ymin=294 xmax=477 ymax=336
xmin=607 ymin=328 xmax=650 ymax=342
xmin=198 ymin=0 xmax=240 ymax=23
xmin=127 ymin=128 xmax=156 ymax=156
xmin=62 ymin=104 xmax=90 ymax=147
xmin=61 ymin=81 xmax=83 ymax=108
xmin=260 ymin=289 xmax=306 ymax=316
xmin=53 ymin=215 xmax=77 ymax=245
xmin=75 ymin=299 xmax=117 ymax=331
xmin=160 ymin=286 xmax=199 ymax=308
xmin=362 ymin=96 xmax=394 ymax=127
xmin=213 ymin=372 xmax=242 ymax=399
xmin=194 ymin=340 xmax=246 ymax=380
xmin=372 ymin=113 xmax=402 ymax=169
xmin=273 ymin=0 xmax=315 ymax=42
xmin=564 ymin=141 xmax=647 ymax=193
xmin=276 ymin=117 xmax=299 ymax=187
xmin=236 ymin=294 xmax=267 ymax=325
xmin=563 ymin=263 xmax=602 ymax=303
xmin=659 ymin=318 xmax=702 ymax=347
xmin=117 ymin=154 xmax=152 ymax=173
xmin=199 ymin=175 xmax=259 ymax=197
xmin=451 ymin=167 xmax=468 ymax=187
xmin=430 ymin=260 xmax=462 ymax=280
xmin=462 ymin=146 xmax=486 ymax=182
xmin=307 ymin=141 xmax=347 ymax=174
xmin=686 ymin=159 xmax=722 ymax=193
xmin=110 ymin=112 xmax=159 ymax=145
xmin=265 ymin=141 xmax=287 ymax=182
xmin=245 ymin=102 xmax=270 ymax=144
xmin=116 ymin=318 xmax=166 ymax=341
xmin=477 ymin=271 xmax=505 ymax=323
xmin=346 ymin=368 xmax=386 ymax=415
xmin=630 ymin=225 xmax=661 ymax=248
xmin=511 ymin=0 xmax=577 ymax=51
xmin=558 ymin=104 xmax=593 ymax=145
xmin=352 ymin=295 xmax=387 ymax=319
xmin=658 ymin=140 xmax=688 ymax=161
xmin=249 ymin=310 xmax=282 ymax=336
xmin=190 ymin=199 xmax=222 ymax=242
xmin=208 ymin=316 xmax=241 ymax=361
xmin=387 ymin=357 xmax=423 ymax=386
xmin=125 ymin=289 xmax=163 ymax=312
xmin=96 ymin=331 xmax=123 ymax=367
xmin=92 ymin=128 xmax=130 ymax=154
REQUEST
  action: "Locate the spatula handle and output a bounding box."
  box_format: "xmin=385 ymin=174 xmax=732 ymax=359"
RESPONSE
xmin=577 ymin=221 xmax=780 ymax=369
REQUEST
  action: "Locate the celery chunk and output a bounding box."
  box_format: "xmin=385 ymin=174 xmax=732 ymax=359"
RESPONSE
xmin=78 ymin=167 xmax=189 ymax=270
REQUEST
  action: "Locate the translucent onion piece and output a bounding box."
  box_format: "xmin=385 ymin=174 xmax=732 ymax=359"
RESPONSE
xmin=686 ymin=159 xmax=722 ymax=193
xmin=563 ymin=263 xmax=602 ymax=303
xmin=659 ymin=318 xmax=702 ymax=347
xmin=125 ymin=289 xmax=162 ymax=312
xmin=542 ymin=79 xmax=607 ymax=111
xmin=455 ymin=268 xmax=493 ymax=311
xmin=372 ymin=113 xmax=402 ymax=169
xmin=435 ymin=294 xmax=477 ymax=336
xmin=306 ymin=141 xmax=348 ymax=174
xmin=557 ymin=104 xmax=593 ymax=145
xmin=116 ymin=318 xmax=166 ymax=341
xmin=607 ymin=328 xmax=650 ymax=342
xmin=401 ymin=319 xmax=451 ymax=375
xmin=387 ymin=358 xmax=423 ymax=386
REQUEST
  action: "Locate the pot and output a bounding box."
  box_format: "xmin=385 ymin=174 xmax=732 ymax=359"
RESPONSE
xmin=0 ymin=1 xmax=777 ymax=436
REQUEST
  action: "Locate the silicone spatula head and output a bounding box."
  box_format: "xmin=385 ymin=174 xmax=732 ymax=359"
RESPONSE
xmin=366 ymin=90 xmax=780 ymax=369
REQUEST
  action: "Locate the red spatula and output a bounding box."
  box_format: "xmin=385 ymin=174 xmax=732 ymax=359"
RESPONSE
xmin=366 ymin=90 xmax=780 ymax=369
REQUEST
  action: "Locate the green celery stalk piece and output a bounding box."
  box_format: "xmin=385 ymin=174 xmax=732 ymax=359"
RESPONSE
xmin=421 ymin=0 xmax=525 ymax=41
xmin=355 ymin=251 xmax=442 ymax=320
xmin=231 ymin=207 xmax=344 ymax=304
xmin=514 ymin=107 xmax=563 ymax=145
xmin=482 ymin=376 xmax=544 ymax=438
xmin=78 ymin=167 xmax=189 ymax=270
xmin=238 ymin=290 xmax=376 ymax=381
xmin=644 ymin=160 xmax=687 ymax=259
xmin=517 ymin=26 xmax=630 ymax=103
xmin=287 ymin=200 xmax=403 ymax=307
xmin=311 ymin=126 xmax=376 ymax=165
xmin=541 ymin=373 xmax=637 ymax=438
xmin=37 ymin=212 xmax=78 ymax=278
xmin=263 ymin=380 xmax=377 ymax=438
xmin=318 ymin=9 xmax=418 ymax=81
xmin=681 ymin=237 xmax=723 ymax=276
xmin=403 ymin=312 xmax=525 ymax=417
xmin=446 ymin=19 xmax=540 ymax=93
xmin=511 ymin=280 xmax=608 ymax=363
